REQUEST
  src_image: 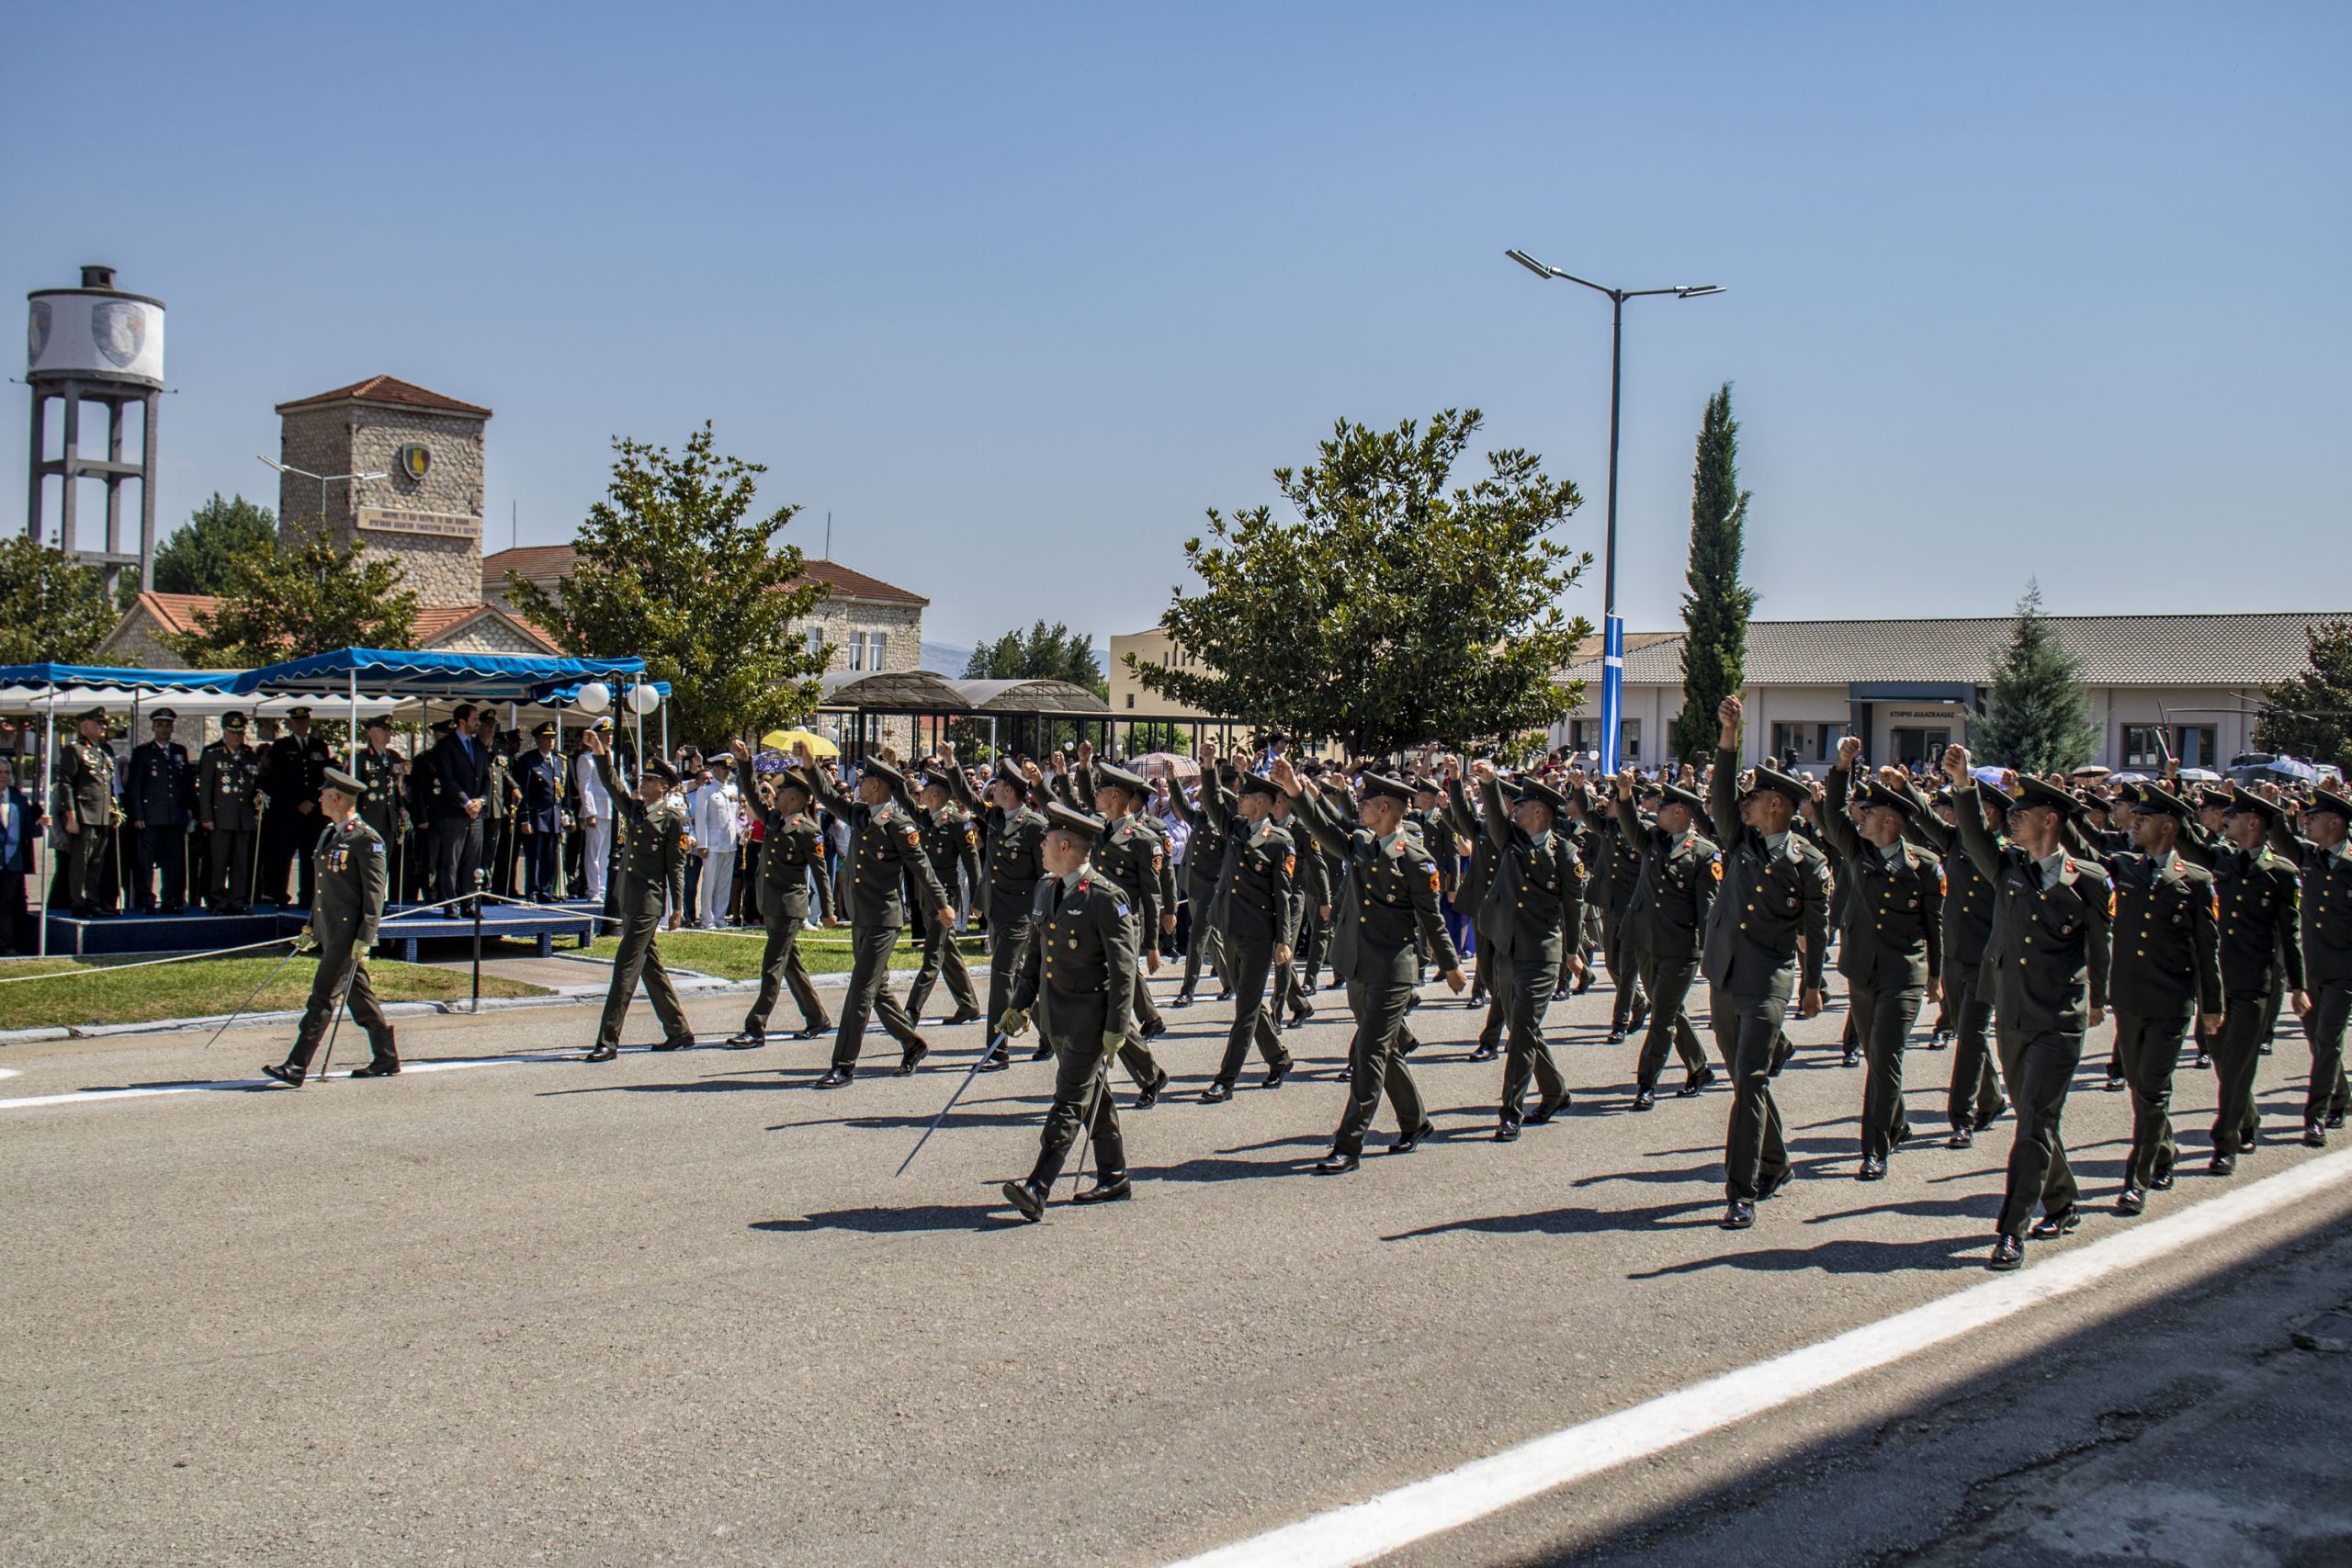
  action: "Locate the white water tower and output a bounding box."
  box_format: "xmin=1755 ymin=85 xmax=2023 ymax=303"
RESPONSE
xmin=25 ymin=264 xmax=165 ymax=593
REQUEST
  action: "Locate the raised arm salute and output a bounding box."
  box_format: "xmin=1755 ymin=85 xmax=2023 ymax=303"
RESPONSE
xmin=579 ymin=729 xmax=697 ymax=1064
xmin=808 ymin=754 xmax=955 ymax=1087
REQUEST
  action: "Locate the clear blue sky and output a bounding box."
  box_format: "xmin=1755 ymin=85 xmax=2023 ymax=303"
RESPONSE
xmin=6 ymin=3 xmax=2345 ymax=648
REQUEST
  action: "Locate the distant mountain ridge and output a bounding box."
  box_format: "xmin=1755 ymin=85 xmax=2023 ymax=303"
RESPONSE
xmin=921 ymin=641 xmax=973 ymax=674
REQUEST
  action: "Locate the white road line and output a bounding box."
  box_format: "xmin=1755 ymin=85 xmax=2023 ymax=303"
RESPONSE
xmin=0 ymin=1053 xmax=570 ymax=1111
xmin=1168 ymin=1146 xmax=2352 ymax=1568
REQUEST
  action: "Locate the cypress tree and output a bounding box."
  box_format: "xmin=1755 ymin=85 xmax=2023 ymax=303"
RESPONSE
xmin=1670 ymin=384 xmax=1757 ymax=761
xmin=1973 ymin=582 xmax=2099 ymax=773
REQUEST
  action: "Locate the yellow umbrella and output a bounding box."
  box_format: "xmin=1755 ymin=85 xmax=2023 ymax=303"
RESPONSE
xmin=763 ymin=728 xmax=839 ymax=758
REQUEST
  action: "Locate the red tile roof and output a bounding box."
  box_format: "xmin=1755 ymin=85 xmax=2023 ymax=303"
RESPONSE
xmin=125 ymin=592 xmax=559 ymax=654
xmin=484 ymin=545 xmax=927 ymax=606
xmin=275 ymin=375 xmax=492 ymax=418
xmin=136 ymin=591 xmax=219 ymax=636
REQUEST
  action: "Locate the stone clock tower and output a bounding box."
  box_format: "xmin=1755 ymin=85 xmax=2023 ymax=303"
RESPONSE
xmin=272 ymin=375 xmax=491 ymax=608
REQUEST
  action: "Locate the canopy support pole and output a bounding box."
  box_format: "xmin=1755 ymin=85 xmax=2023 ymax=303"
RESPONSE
xmin=38 ymin=690 xmax=54 ymax=957
xmin=347 ymin=670 xmax=360 ymax=757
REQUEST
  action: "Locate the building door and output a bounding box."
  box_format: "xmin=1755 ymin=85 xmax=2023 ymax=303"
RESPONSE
xmin=2173 ymin=725 xmax=2219 ymax=769
xmin=1892 ymin=728 xmax=1950 ymax=766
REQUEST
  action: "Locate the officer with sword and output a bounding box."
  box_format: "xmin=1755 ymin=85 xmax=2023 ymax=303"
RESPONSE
xmin=263 ymin=766 xmax=397 ymax=1086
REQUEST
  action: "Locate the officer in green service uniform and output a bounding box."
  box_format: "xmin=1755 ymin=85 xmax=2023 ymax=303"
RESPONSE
xmin=196 ymin=712 xmax=265 ymax=914
xmin=1443 ymin=767 xmax=1509 ymax=1058
xmin=900 ymin=764 xmax=985 ymax=1027
xmin=1470 ymin=760 xmax=1585 ymax=1139
xmin=263 ymin=767 xmax=398 ymax=1087
xmin=1889 ymin=769 xmax=2013 ymax=1147
xmin=940 ymin=746 xmax=1047 ymax=1070
xmin=1196 ymin=768 xmax=1297 ymax=1103
xmin=1822 ymin=738 xmax=1946 ymax=1179
xmin=2194 ymin=788 xmax=2306 ymax=1169
xmin=1944 ymin=744 xmax=2112 ymax=1271
xmin=580 ymin=728 xmax=696 ymax=1063
xmin=1275 ymin=758 xmax=1466 ymax=1174
xmin=57 ymin=706 xmax=120 ymax=918
xmin=1070 ymin=759 xmax=1174 ymax=1106
xmin=1703 ymin=699 xmax=1832 ymax=1230
xmin=725 ymin=748 xmax=835 ymax=1047
xmin=2069 ymin=780 xmax=2221 ymax=1213
xmin=2274 ymin=784 xmax=2351 ymax=1142
xmin=807 ymin=754 xmax=954 ymax=1085
xmin=1164 ymin=753 xmax=1236 ymax=1009
xmin=1611 ymin=766 xmax=1720 ymax=1109
xmin=998 ymin=801 xmax=1142 ymax=1221
xmin=350 ymin=717 xmax=408 ymax=877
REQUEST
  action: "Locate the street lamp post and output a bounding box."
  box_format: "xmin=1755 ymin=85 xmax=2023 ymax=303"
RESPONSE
xmin=1505 ymin=250 xmax=1720 ymax=774
xmin=256 ymin=456 xmax=388 ymax=540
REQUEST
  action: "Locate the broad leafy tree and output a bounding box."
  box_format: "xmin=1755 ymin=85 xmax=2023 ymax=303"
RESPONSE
xmin=2256 ymin=617 xmax=2352 ymax=772
xmin=1973 ymin=582 xmax=2098 ymax=773
xmin=1669 ymin=384 xmax=1758 ymax=762
xmin=507 ymin=423 xmax=830 ymax=746
xmin=153 ymin=493 xmax=277 ymax=596
xmin=1134 ymin=410 xmax=1589 ymax=756
xmin=167 ymin=520 xmax=418 ymax=667
xmin=0 ymin=537 xmax=116 ymax=664
xmin=962 ymin=621 xmax=1107 ymax=697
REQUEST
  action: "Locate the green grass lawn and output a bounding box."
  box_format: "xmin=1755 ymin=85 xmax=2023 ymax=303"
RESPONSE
xmin=574 ymin=928 xmax=987 ymax=982
xmin=0 ymin=954 xmax=549 ymax=1032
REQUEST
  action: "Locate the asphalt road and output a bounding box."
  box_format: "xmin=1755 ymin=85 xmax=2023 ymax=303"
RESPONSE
xmin=4 ymin=966 xmax=2346 ymax=1566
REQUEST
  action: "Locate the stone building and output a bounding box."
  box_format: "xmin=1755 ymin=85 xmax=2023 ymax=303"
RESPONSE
xmin=482 ymin=547 xmax=927 ymax=672
xmin=273 ymin=376 xmax=490 ymax=609
xmin=97 ymin=591 xmax=558 ymax=667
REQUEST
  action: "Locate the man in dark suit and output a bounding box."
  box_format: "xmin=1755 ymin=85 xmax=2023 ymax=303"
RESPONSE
xmin=431 ymin=703 xmax=490 ymax=909
xmin=0 ymin=756 xmax=45 ymax=954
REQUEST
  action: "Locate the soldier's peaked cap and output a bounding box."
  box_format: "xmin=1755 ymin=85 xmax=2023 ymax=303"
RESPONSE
xmin=859 ymin=755 xmax=905 ymax=787
xmin=76 ymin=705 xmax=107 ymax=723
xmin=1858 ymin=781 xmax=1918 ymax=819
xmin=2128 ymin=780 xmax=2192 ymax=818
xmin=2308 ymin=784 xmax=2352 ymax=821
xmin=150 ymin=707 xmax=176 ymax=722
xmin=220 ymin=711 xmax=247 ymax=730
xmin=2013 ymin=774 xmax=2086 ymax=821
xmin=2222 ymin=786 xmax=2281 ymax=825
xmin=1045 ymin=802 xmax=1104 ymax=838
xmin=1742 ymin=759 xmax=1810 ymax=807
xmin=1360 ymin=773 xmax=1416 ymax=805
xmin=1235 ymin=772 xmax=1280 ymax=800
xmin=531 ymin=721 xmax=558 ymax=738
xmin=644 ymin=758 xmax=681 ymax=784
xmin=287 ymin=705 xmax=311 ymax=720
xmin=322 ymin=766 xmax=366 ymax=796
xmin=1092 ymin=762 xmax=1150 ymax=798
xmin=1657 ymin=782 xmax=1705 ymax=812
xmin=1514 ymin=776 xmax=1568 ymax=812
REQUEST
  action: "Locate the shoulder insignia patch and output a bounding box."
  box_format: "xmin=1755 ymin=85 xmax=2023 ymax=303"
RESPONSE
xmin=2211 ymin=890 xmax=2221 ymax=920
xmin=1710 ymin=856 xmax=1724 ymax=882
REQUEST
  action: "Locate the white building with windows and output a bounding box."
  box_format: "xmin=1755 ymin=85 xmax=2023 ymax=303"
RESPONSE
xmin=1555 ymin=613 xmax=2346 ymax=771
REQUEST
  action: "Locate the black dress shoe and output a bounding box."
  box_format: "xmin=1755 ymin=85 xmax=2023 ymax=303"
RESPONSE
xmin=944 ymin=1008 xmax=984 ymax=1027
xmin=2103 ymin=1070 xmax=2126 ymax=1092
xmin=1391 ymin=1121 xmax=1435 ymax=1155
xmin=976 ymin=1050 xmax=1011 ymax=1073
xmin=1679 ymin=1064 xmax=1716 ymax=1097
xmin=1071 ymin=1175 xmax=1132 ymax=1205
xmin=1604 ymin=1028 xmax=1626 ymax=1045
xmin=2115 ymin=1187 xmax=2146 ymax=1216
xmin=348 ymin=1060 xmax=401 ymax=1078
xmin=2330 ymin=1109 xmax=2347 ymax=1130
xmin=2303 ymin=1122 xmax=2329 ymax=1148
xmin=582 ymin=1044 xmax=618 ymax=1063
xmin=1858 ymin=1155 xmax=1887 ymax=1181
xmin=1134 ymin=1069 xmax=1168 ymax=1110
xmin=724 ymin=1031 xmax=765 ymax=1049
xmin=1215 ymin=990 xmax=1233 ymax=1003
xmin=1842 ymin=1046 xmax=1863 ymax=1068
xmin=261 ymin=1063 xmax=304 ymax=1088
xmin=1467 ymin=1043 xmax=1499 ymax=1063
xmin=1525 ymin=1093 xmax=1569 ymax=1125
xmin=1289 ymin=1006 xmax=1314 ymax=1026
xmin=1632 ymin=1088 xmax=1657 ymax=1111
xmin=1572 ymin=971 xmax=1594 ymax=996
xmin=2151 ymin=1170 xmax=2175 ymax=1190
xmin=2207 ymin=1152 xmax=2235 ymax=1176
xmin=651 ymin=1036 xmax=693 ymax=1052
xmin=1988 ymin=1235 xmax=2024 ymax=1271
xmin=1947 ymin=1127 xmax=1974 ymax=1150
xmin=2190 ymin=1050 xmax=2210 ymax=1070
xmin=1335 ymin=1066 xmax=1353 ymax=1083
xmin=1001 ymin=1179 xmax=1046 ymax=1222
xmin=1030 ymin=1041 xmax=1056 ymax=1061
xmin=797 ymin=1022 xmax=831 ymax=1040
xmin=1168 ymin=994 xmax=1193 ymax=1009
xmin=1262 ymin=1061 xmax=1291 ymax=1090
xmin=1494 ymin=1121 xmax=1521 ymax=1143
xmin=1200 ymin=1080 xmax=1234 ymax=1105
xmin=1722 ymin=1199 xmax=1756 ymax=1230
xmin=1758 ymin=1168 xmax=1793 ymax=1201
xmin=1314 ymin=1150 xmax=1361 ymax=1175
xmin=897 ymin=1040 xmax=929 ymax=1076
xmin=1139 ymin=1017 xmax=1167 ymax=1040
xmin=1973 ymin=1099 xmax=2009 ymax=1132
xmin=816 ymin=1066 xmax=854 ymax=1089
xmin=2029 ymin=1208 xmax=2080 ymax=1240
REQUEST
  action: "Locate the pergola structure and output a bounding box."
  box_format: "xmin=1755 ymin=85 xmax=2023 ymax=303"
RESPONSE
xmin=813 ymin=670 xmax=1250 ymax=763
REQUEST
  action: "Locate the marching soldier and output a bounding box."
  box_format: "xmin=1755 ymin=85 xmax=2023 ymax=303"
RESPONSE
xmin=261 ymin=705 xmax=334 ymax=908
xmin=514 ymin=721 xmax=570 ymax=903
xmin=901 ymin=764 xmax=985 ymax=1027
xmin=997 ymin=801 xmax=1141 ymax=1220
xmin=941 ymin=746 xmax=1048 ymax=1069
xmin=263 ymin=767 xmax=398 ymax=1086
xmin=1275 ymin=757 xmax=1466 ymax=1174
xmin=56 ymin=706 xmax=120 ymax=919
xmin=1070 ymin=759 xmax=1174 ymax=1106
xmin=1611 ymin=766 xmax=1720 ymax=1109
xmin=806 ymin=754 xmax=954 ymax=1085
xmin=1269 ymin=780 xmax=1326 ymax=1028
xmin=1471 ymin=759 xmax=1586 ymax=1139
xmin=1164 ymin=757 xmax=1235 ymax=1008
xmin=1590 ymin=785 xmax=1648 ymax=1043
xmin=2194 ymin=789 xmax=2305 ymax=1169
xmin=1196 ymin=768 xmax=1297 ymax=1103
xmin=1943 ymin=744 xmax=2111 ymax=1271
xmin=126 ymin=707 xmax=194 ymax=913
xmin=196 ymin=713 xmax=265 ymax=914
xmin=1893 ymin=770 xmax=2013 ymax=1147
xmin=726 ymin=746 xmax=835 ymax=1047
xmin=1443 ymin=766 xmax=1509 ymax=1058
xmin=1703 ymin=699 xmax=1831 ymax=1230
xmin=581 ymin=728 xmax=695 ymax=1063
xmin=2074 ymin=781 xmax=2221 ymax=1213
xmin=2274 ymin=784 xmax=2350 ymax=1142
xmin=1823 ymin=738 xmax=1945 ymax=1179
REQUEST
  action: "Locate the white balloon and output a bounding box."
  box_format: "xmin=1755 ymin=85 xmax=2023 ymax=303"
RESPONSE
xmin=575 ymin=681 xmax=611 ymax=715
xmin=627 ymin=682 xmax=662 ymax=715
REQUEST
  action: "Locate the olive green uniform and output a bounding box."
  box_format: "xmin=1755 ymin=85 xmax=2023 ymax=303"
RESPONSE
xmin=284 ymin=815 xmax=397 ymax=1077
xmin=57 ymin=731 xmax=119 ymax=918
xmin=196 ymin=740 xmax=265 ymax=914
xmin=741 ymin=792 xmax=834 ymax=1040
xmin=590 ymin=753 xmax=695 ymax=1054
xmin=2085 ymin=839 xmax=2220 ymax=1190
xmin=808 ymin=766 xmax=951 ymax=1070
xmin=1477 ymin=775 xmax=1584 ymax=1127
xmin=1822 ymin=764 xmax=1946 ymax=1163
xmin=903 ymin=795 xmax=983 ymax=1021
xmin=2275 ymin=821 xmax=2351 ymax=1131
xmin=1087 ymin=812 xmax=1171 ymax=1092
xmin=1612 ymin=791 xmax=1719 ymax=1094
xmin=1203 ymin=790 xmax=1298 ymax=1090
xmin=944 ymin=763 xmax=1048 ymax=1042
xmin=1009 ymin=863 xmax=1138 ymax=1187
xmin=2193 ymin=838 xmax=2302 ymax=1156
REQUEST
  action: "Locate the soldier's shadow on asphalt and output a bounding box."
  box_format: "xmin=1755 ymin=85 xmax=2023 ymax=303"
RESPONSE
xmin=1625 ymin=1233 xmax=1988 ymax=1276
xmin=751 ymin=1206 xmax=1008 ymax=1235
xmin=1380 ymin=1199 xmax=1729 ymax=1240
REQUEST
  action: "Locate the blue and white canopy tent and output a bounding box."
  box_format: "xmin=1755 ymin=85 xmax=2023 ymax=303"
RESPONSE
xmin=231 ymin=648 xmax=669 ymax=759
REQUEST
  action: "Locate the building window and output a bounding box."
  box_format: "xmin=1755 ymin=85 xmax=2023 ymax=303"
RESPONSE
xmin=847 ymin=634 xmax=866 ymax=672
xmin=1125 ymin=694 xmax=1135 ymax=709
xmin=845 ymin=630 xmax=888 ymax=672
xmin=805 ymin=627 xmax=824 ymax=658
xmin=1621 ymin=718 xmax=1640 ymax=761
xmin=865 ymin=632 xmax=887 ymax=670
xmin=2173 ymin=725 xmax=2218 ymax=769
xmin=2121 ymin=725 xmax=2165 ymax=769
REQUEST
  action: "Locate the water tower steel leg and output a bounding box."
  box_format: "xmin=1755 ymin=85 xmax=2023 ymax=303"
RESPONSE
xmin=105 ymin=396 xmax=125 ymax=577
xmin=139 ymin=390 xmax=160 ymax=589
xmin=26 ymin=393 xmax=45 ymax=545
xmin=59 ymin=386 xmax=80 ymax=553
